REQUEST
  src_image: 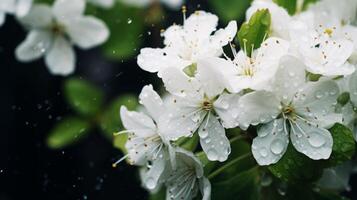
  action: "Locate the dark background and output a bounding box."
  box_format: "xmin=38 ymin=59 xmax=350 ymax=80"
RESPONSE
xmin=0 ymin=1 xmax=357 ymax=199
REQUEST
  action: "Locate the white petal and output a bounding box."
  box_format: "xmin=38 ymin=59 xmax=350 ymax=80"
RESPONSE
xmin=294 ymin=80 xmax=341 ymax=128
xmin=53 ymin=0 xmax=85 ymax=23
xmin=273 ymin=55 xmax=306 ymax=103
xmin=15 ymin=0 xmax=32 ymax=17
xmin=158 ymin=100 xmax=205 ymax=141
xmin=120 ymin=106 xmax=156 ymax=138
xmin=210 ymin=20 xmax=237 ymax=48
xmin=289 ymin=118 xmax=333 ymax=160
xmin=160 ymin=67 xmax=201 ymax=98
xmin=139 ymin=85 xmax=164 ymax=122
xmin=213 ymin=92 xmax=240 ymax=128
xmin=196 ymin=57 xmax=234 ymax=98
xmin=199 ymin=177 xmax=211 ymax=200
xmin=237 ymin=91 xmax=281 ymax=130
xmin=198 ymin=112 xmax=230 ymax=162
xmin=17 ymin=4 xmax=52 ymax=28
xmin=66 ymin=16 xmax=109 ymax=49
xmin=184 ymin=11 xmax=218 ymax=38
xmin=44 ymin=36 xmax=75 ymax=76
xmin=252 ymin=119 xmax=289 ymax=165
xmin=0 ymin=12 xmax=5 ymax=26
xmin=15 ymin=30 xmax=52 ymax=62
xmin=137 ymin=48 xmax=190 ymax=74
xmin=143 ymin=156 xmax=166 ymax=189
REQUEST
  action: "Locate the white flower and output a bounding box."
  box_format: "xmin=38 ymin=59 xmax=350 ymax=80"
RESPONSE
xmin=209 ymin=37 xmax=289 ymax=93
xmin=15 ymin=0 xmax=109 ymax=76
xmin=120 ymin=0 xmax=183 ymax=10
xmin=165 ymin=148 xmax=211 ymax=200
xmin=0 ymin=0 xmax=33 ymax=26
xmin=246 ymin=0 xmax=291 ymax=39
xmin=137 ymin=10 xmax=237 ymax=77
xmin=87 ymin=0 xmax=114 ymax=8
xmin=289 ymin=18 xmax=355 ymax=76
xmin=119 ymin=85 xmax=174 ymax=190
xmin=158 ymin=65 xmax=240 ymax=162
xmin=238 ymin=55 xmax=341 ymax=165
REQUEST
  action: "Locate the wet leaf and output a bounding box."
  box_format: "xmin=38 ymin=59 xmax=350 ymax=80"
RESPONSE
xmin=238 ymin=9 xmax=271 ymax=57
xmin=327 ymin=123 xmax=356 ymax=166
xmin=64 ymin=78 xmax=104 ymax=117
xmin=47 ymin=117 xmax=91 ymax=149
xmin=268 ymin=144 xmax=323 ymax=183
xmin=98 ymin=3 xmax=144 ymax=60
xmin=273 ymin=0 xmax=297 ymax=15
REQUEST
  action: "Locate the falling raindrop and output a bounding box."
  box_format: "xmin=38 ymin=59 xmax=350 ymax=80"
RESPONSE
xmin=127 ymin=18 xmax=132 ymax=24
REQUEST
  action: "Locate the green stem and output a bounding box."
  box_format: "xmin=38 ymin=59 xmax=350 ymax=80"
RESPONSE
xmin=229 ymin=134 xmax=248 ymax=144
xmin=207 ymin=153 xmax=252 ymax=179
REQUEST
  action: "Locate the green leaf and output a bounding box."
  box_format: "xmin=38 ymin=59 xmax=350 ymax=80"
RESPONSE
xmin=238 ymin=9 xmax=271 ymax=57
xmin=100 ymin=94 xmax=139 ymax=139
xmin=273 ymin=0 xmax=297 ymax=15
xmin=211 ymin=167 xmax=260 ymax=200
xmin=208 ymin=0 xmax=252 ymax=23
xmin=313 ymin=190 xmax=350 ymax=200
xmin=47 ymin=117 xmax=91 ymax=149
xmin=98 ymin=3 xmax=144 ymax=60
xmin=302 ymin=0 xmax=319 ymax=11
xmin=113 ymin=133 xmax=128 ymax=154
xmin=182 ymin=63 xmax=197 ymax=77
xmin=327 ymin=123 xmax=356 ymax=166
xmin=149 ymin=188 xmax=166 ymax=200
xmin=64 ymin=78 xmax=104 ymax=117
xmin=337 ymin=92 xmax=350 ymax=106
xmin=268 ymin=144 xmax=323 ymax=183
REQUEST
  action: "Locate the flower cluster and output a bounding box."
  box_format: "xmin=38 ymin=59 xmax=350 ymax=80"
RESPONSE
xmin=118 ymin=0 xmax=357 ymax=199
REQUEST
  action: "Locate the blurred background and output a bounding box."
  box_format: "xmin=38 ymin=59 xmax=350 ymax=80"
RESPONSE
xmin=0 ymin=0 xmax=357 ymax=199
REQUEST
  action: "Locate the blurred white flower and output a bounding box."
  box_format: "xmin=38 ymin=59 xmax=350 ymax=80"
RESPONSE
xmin=165 ymin=148 xmax=211 ymax=200
xmin=0 ymin=0 xmax=33 ymax=26
xmin=119 ymin=85 xmax=174 ymax=190
xmin=15 ymin=0 xmax=109 ymax=76
xmin=238 ymin=56 xmax=341 ymax=165
xmin=137 ymin=11 xmax=237 ymax=77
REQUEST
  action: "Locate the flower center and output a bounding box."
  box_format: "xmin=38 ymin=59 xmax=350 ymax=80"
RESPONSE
xmin=201 ymin=100 xmax=213 ymax=111
xmin=51 ymin=22 xmax=65 ymax=35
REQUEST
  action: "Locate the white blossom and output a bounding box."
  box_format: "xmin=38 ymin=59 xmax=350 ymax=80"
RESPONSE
xmin=165 ymin=148 xmax=211 ymax=200
xmin=15 ymin=0 xmax=109 ymax=75
xmin=210 ymin=37 xmax=290 ymax=93
xmin=158 ymin=64 xmax=240 ymax=162
xmin=137 ymin=11 xmax=237 ymax=77
xmin=120 ymin=0 xmax=183 ymax=10
xmin=119 ymin=85 xmax=175 ymax=190
xmin=238 ymin=55 xmax=341 ymax=165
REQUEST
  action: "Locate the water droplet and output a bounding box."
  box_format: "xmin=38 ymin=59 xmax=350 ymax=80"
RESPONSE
xmin=315 ymin=91 xmax=323 ymax=99
xmin=308 ymin=132 xmax=325 ymax=147
xmin=220 ymin=100 xmax=229 ymax=109
xmin=146 ymin=177 xmax=156 ymax=189
xmin=205 ymin=138 xmax=211 ymax=143
xmin=200 ymin=128 xmax=209 ymax=138
xmin=207 ymin=149 xmax=218 ymax=160
xmin=288 ymin=72 xmax=295 ymax=77
xmin=271 ymin=139 xmax=285 ymax=154
xmin=127 ymin=18 xmax=132 ymax=24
